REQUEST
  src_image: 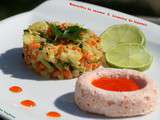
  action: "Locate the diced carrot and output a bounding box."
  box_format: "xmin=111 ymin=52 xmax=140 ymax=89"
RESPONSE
xmin=47 ymin=28 xmax=52 ymax=36
xmin=39 ymin=63 xmax=46 ymax=70
xmin=56 ymin=45 xmax=64 ymax=59
xmin=87 ymin=38 xmax=96 ymax=45
xmin=35 ymin=51 xmax=40 ymax=56
xmin=84 ymin=62 xmax=92 ymax=70
xmin=72 ymin=47 xmax=81 ymax=52
xmin=63 ymin=70 xmax=72 ymax=79
xmin=72 ymin=47 xmax=76 ymax=50
xmin=84 ymin=53 xmax=92 ymax=61
xmin=36 ymin=62 xmax=46 ymax=71
xmin=91 ymin=40 xmax=97 ymax=45
xmin=31 ymin=55 xmax=37 ymax=61
xmin=59 ymin=45 xmax=64 ymax=50
xmin=79 ymin=57 xmax=85 ymax=64
xmin=92 ymin=63 xmax=99 ymax=69
xmin=31 ymin=42 xmax=41 ymax=49
xmin=51 ymin=70 xmax=62 ymax=78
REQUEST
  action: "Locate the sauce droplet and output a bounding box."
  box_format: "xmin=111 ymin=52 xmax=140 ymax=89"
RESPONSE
xmin=20 ymin=100 xmax=36 ymax=108
xmin=47 ymin=111 xmax=61 ymax=118
xmin=9 ymin=86 xmax=22 ymax=93
xmin=92 ymin=77 xmax=141 ymax=92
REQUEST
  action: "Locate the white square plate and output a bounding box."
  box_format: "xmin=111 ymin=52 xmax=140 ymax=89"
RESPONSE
xmin=0 ymin=0 xmax=160 ymax=120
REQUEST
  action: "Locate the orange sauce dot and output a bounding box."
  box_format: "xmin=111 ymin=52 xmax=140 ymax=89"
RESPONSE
xmin=47 ymin=111 xmax=61 ymax=118
xmin=20 ymin=100 xmax=36 ymax=108
xmin=9 ymin=86 xmax=23 ymax=93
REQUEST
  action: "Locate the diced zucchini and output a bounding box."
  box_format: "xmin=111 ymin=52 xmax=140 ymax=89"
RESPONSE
xmin=23 ymin=32 xmax=41 ymax=44
xmin=38 ymin=56 xmax=53 ymax=72
xmin=54 ymin=61 xmax=64 ymax=70
xmin=42 ymin=46 xmax=56 ymax=63
xmin=29 ymin=21 xmax=49 ymax=32
xmin=60 ymin=49 xmax=82 ymax=66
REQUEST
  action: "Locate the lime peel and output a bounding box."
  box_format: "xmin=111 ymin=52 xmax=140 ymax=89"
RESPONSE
xmin=105 ymin=43 xmax=153 ymax=71
xmin=100 ymin=24 xmax=146 ymax=52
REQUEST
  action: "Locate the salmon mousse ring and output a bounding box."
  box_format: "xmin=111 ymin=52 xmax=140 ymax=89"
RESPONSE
xmin=74 ymin=68 xmax=159 ymax=117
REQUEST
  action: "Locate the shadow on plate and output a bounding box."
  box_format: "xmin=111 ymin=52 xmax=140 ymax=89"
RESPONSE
xmin=54 ymin=92 xmax=106 ymax=119
xmin=54 ymin=92 xmax=151 ymax=120
xmin=0 ymin=47 xmax=50 ymax=80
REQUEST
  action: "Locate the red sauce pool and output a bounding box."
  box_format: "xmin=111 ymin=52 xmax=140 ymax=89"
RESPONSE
xmin=9 ymin=86 xmax=23 ymax=93
xmin=92 ymin=77 xmax=141 ymax=92
xmin=47 ymin=111 xmax=61 ymax=118
xmin=20 ymin=100 xmax=36 ymax=108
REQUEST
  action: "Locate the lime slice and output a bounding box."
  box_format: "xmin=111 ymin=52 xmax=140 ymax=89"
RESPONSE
xmin=105 ymin=44 xmax=153 ymax=71
xmin=100 ymin=24 xmax=146 ymax=52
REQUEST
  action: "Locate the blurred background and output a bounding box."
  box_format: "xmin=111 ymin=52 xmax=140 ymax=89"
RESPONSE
xmin=0 ymin=0 xmax=159 ymax=24
xmin=0 ymin=0 xmax=45 ymax=20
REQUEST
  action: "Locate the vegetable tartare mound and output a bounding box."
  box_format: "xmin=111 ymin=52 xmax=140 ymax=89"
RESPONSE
xmin=23 ymin=21 xmax=104 ymax=79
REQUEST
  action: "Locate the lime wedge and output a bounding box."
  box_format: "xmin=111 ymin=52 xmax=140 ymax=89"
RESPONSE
xmin=105 ymin=44 xmax=153 ymax=71
xmin=100 ymin=24 xmax=146 ymax=52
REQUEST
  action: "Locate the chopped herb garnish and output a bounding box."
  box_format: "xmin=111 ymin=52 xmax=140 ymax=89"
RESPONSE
xmin=39 ymin=47 xmax=43 ymax=50
xmin=79 ymin=43 xmax=83 ymax=48
xmin=50 ymin=24 xmax=63 ymax=41
xmin=63 ymin=26 xmax=87 ymax=43
xmin=48 ymin=62 xmax=54 ymax=66
xmin=46 ymin=38 xmax=53 ymax=43
xmin=63 ymin=62 xmax=70 ymax=68
xmin=24 ymin=29 xmax=29 ymax=33
xmin=39 ymin=31 xmax=46 ymax=38
xmin=49 ymin=24 xmax=87 ymax=44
